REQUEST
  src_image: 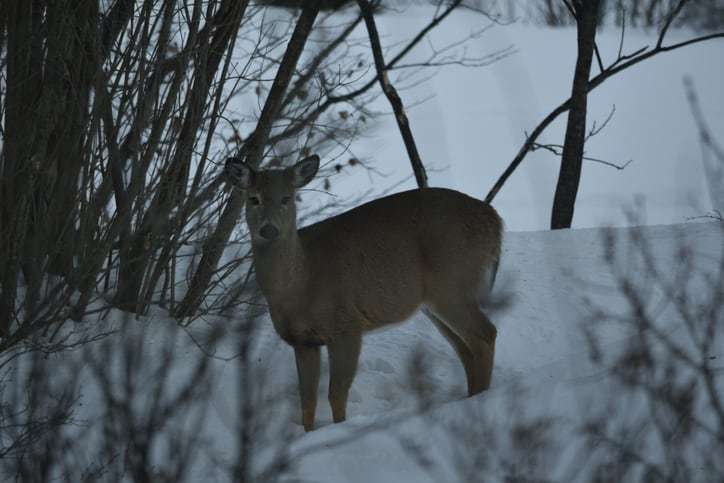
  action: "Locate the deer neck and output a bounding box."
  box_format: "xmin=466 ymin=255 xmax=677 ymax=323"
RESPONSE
xmin=252 ymin=230 xmax=307 ymax=303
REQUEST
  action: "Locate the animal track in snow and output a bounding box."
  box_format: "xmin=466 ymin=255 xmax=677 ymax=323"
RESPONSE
xmin=366 ymin=358 xmax=396 ymax=374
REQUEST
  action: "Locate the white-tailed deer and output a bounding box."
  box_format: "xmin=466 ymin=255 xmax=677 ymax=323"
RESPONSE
xmin=226 ymin=155 xmax=503 ymax=431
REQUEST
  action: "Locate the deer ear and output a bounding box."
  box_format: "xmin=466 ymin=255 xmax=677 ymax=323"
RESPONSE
xmin=291 ymin=155 xmax=320 ymax=188
xmin=225 ymin=157 xmax=255 ymax=189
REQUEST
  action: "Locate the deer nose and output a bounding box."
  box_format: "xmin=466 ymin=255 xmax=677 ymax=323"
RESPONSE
xmin=259 ymin=224 xmax=279 ymax=240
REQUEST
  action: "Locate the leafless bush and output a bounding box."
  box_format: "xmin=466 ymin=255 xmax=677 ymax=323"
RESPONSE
xmin=580 ymin=217 xmax=724 ymax=482
xmin=0 ymin=307 xmax=309 ymax=482
xmin=0 ymin=351 xmax=85 ymax=481
xmin=399 ymin=359 xmax=559 ymax=482
xmin=684 ymin=77 xmax=724 ymax=220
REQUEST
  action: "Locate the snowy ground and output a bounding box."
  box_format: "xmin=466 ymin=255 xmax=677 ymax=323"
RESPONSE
xmin=253 ymin=221 xmax=720 ymax=482
xmin=17 ymin=220 xmax=717 ymax=481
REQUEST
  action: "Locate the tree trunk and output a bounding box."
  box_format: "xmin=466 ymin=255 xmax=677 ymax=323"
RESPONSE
xmin=44 ymin=0 xmax=98 ymax=276
xmin=1 ymin=0 xmax=40 ymax=334
xmin=175 ymin=2 xmax=321 ymax=318
xmin=550 ymin=0 xmax=599 ymax=230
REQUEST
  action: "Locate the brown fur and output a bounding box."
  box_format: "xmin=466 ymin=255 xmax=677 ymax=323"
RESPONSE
xmin=227 ymin=155 xmax=503 ymax=431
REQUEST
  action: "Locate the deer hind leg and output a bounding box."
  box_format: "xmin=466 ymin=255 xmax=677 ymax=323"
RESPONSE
xmin=421 ymin=307 xmax=476 ymax=393
xmin=294 ymin=345 xmax=321 ymax=431
xmin=327 ymin=332 xmax=362 ymax=424
xmin=430 ymin=302 xmax=497 ymax=396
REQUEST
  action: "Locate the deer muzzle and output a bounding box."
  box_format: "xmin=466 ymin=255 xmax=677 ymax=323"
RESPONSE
xmin=259 ymin=223 xmax=280 ymax=241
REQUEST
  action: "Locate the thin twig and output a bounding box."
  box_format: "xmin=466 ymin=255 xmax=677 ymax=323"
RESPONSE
xmin=531 ymin=142 xmax=632 ymax=170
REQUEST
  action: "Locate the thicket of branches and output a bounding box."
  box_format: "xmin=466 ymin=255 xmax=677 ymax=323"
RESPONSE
xmin=0 ymin=0 xmax=503 ymax=352
xmin=484 ymin=0 xmax=724 ymax=230
xmin=401 ymin=93 xmax=724 ymax=478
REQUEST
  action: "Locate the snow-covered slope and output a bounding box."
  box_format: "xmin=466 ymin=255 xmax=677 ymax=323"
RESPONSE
xmin=39 ymin=220 xmax=718 ymax=482
xmin=281 ymin=220 xmax=723 ymax=482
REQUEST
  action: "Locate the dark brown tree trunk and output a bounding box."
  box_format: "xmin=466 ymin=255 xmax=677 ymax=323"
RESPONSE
xmin=44 ymin=0 xmax=98 ymax=276
xmin=1 ymin=0 xmax=41 ymax=334
xmin=550 ymin=0 xmax=599 ymax=230
xmin=2 ymin=0 xmax=126 ymax=329
xmin=175 ymin=2 xmax=321 ymax=318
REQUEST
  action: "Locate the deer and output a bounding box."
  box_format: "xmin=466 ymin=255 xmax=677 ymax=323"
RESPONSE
xmin=226 ymin=154 xmax=503 ymax=431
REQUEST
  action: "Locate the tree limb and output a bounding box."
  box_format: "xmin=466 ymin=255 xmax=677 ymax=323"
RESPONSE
xmin=358 ymin=0 xmax=428 ymax=188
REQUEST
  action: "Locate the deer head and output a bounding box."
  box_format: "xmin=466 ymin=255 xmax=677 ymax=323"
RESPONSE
xmin=226 ymin=155 xmax=319 ymax=245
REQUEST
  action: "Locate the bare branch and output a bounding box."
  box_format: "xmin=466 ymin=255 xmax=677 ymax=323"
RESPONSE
xmin=531 ymin=142 xmax=632 ymax=170
xmin=357 ymin=0 xmax=428 ymax=188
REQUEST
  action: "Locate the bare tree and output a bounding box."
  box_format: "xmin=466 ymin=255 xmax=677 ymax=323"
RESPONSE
xmin=485 ymin=0 xmax=724 ymax=228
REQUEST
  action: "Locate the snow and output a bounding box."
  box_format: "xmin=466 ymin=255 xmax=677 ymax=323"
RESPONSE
xmin=284 ymin=221 xmax=723 ymax=482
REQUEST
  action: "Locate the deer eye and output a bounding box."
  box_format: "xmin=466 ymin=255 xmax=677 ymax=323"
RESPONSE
xmin=248 ymin=196 xmax=261 ymax=206
xmin=281 ymin=196 xmax=291 ymax=205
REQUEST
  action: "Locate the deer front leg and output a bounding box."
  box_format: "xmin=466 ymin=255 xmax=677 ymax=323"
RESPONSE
xmin=294 ymin=345 xmax=321 ymax=431
xmin=327 ymin=333 xmax=362 ymax=424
